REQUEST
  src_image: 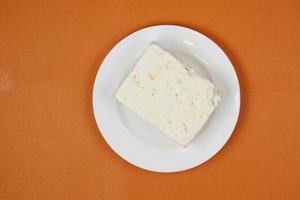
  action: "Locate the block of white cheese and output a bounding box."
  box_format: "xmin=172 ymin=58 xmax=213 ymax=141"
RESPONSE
xmin=116 ymin=44 xmax=220 ymax=146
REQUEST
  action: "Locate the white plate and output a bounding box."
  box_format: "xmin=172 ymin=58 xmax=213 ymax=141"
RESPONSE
xmin=93 ymin=25 xmax=240 ymax=172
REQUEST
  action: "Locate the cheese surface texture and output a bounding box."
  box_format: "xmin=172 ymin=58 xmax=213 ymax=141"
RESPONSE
xmin=116 ymin=44 xmax=220 ymax=146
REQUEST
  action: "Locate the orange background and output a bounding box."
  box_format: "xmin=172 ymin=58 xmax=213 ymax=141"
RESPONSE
xmin=1 ymin=0 xmax=300 ymax=199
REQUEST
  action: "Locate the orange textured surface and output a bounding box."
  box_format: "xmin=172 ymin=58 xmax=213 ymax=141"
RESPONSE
xmin=1 ymin=0 xmax=300 ymax=199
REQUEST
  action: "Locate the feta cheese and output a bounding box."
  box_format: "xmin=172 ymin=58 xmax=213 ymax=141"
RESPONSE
xmin=116 ymin=44 xmax=220 ymax=146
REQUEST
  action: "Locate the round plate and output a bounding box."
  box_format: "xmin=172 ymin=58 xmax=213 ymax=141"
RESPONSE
xmin=93 ymin=25 xmax=240 ymax=172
